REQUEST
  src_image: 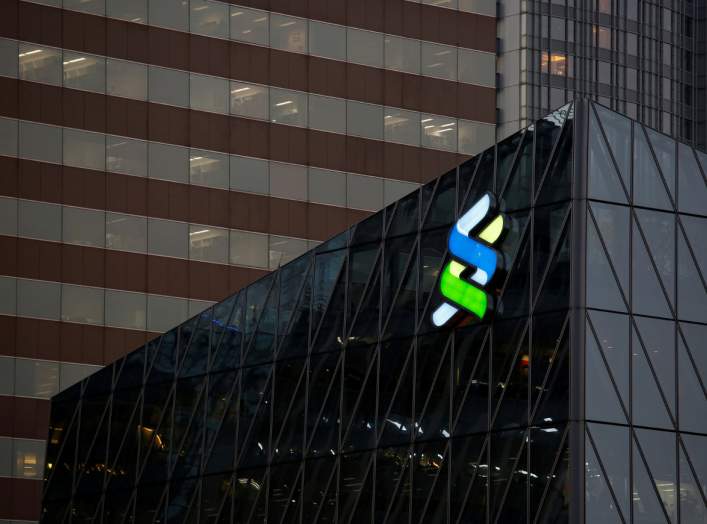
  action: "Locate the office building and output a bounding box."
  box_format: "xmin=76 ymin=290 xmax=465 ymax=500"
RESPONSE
xmin=40 ymin=100 xmax=707 ymax=522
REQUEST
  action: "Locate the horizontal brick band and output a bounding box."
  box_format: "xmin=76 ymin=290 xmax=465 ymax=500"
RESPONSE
xmin=0 ymin=476 xmax=42 ymax=520
xmin=0 ymin=396 xmax=50 ymax=440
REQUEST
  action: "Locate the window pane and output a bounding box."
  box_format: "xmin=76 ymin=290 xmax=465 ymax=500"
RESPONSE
xmin=60 ymin=362 xmax=100 ymax=391
xmin=106 ymin=212 xmax=147 ymax=252
xmin=189 ymin=225 xmax=229 ymax=264
xmin=230 ymin=6 xmax=269 ymax=46
xmin=188 ymin=299 xmax=213 ymax=318
xmin=107 ymin=58 xmax=147 ymax=100
xmin=189 ymin=149 xmax=228 ymax=189
xmin=105 ymin=289 xmax=146 ymax=330
xmin=14 ymin=358 xmax=59 ymax=398
xmin=63 ymin=51 xmax=105 ymax=93
xmin=18 ymin=200 xmax=61 ymax=241
xmin=19 ymin=43 xmax=61 ymax=85
xmin=422 ymin=0 xmax=458 ymax=7
xmin=270 ymin=162 xmax=308 ymax=201
xmin=0 ymin=276 xmax=17 ymax=316
xmin=309 ymin=94 xmax=346 ymax=134
xmin=269 ymin=235 xmax=308 ymax=269
xmin=107 ymin=135 xmax=147 ymax=177
xmin=347 ymin=101 xmax=383 ymax=140
xmin=61 ymin=284 xmax=104 ymax=325
xmin=190 ymin=73 xmax=228 ymax=114
xmin=421 ymin=42 xmax=458 ymax=81
xmin=384 ymin=108 xmax=420 ymax=146
xmin=149 ymin=66 xmax=189 ymax=107
xmin=347 ymin=174 xmax=383 ymax=211
xmin=19 ymin=121 xmax=61 ymax=163
xmin=148 ymin=218 xmax=188 ymax=258
xmin=149 ymin=0 xmax=188 ymax=31
xmin=62 ymin=206 xmax=105 ymax=247
xmin=64 ymin=0 xmax=105 ymax=15
xmin=230 ymin=155 xmax=269 ymax=194
xmin=230 ymin=230 xmax=268 ymax=268
xmin=0 ymin=117 xmax=17 ymax=157
xmin=13 ymin=438 xmax=45 ymax=478
xmin=149 ymin=142 xmax=188 ymax=183
xmin=459 ymin=48 xmax=495 ymax=87
xmin=270 ymin=14 xmax=307 ymax=53
xmin=147 ymin=294 xmax=189 ymax=332
xmin=230 ymin=81 xmax=269 ymax=119
xmin=271 ymin=88 xmax=308 ymax=127
xmin=63 ymin=128 xmax=105 ymax=171
xmin=347 ymin=28 xmax=384 ymax=68
xmin=0 ymin=358 xmax=13 ymax=396
xmin=190 ymin=0 xmax=228 ymax=38
xmin=309 ymin=168 xmax=346 ymax=207
xmin=384 ymin=179 xmax=418 ymax=206
xmin=421 ymin=114 xmax=457 ymax=152
xmin=107 ymin=0 xmax=147 ymax=23
xmin=309 ymin=21 xmax=346 ymax=61
xmin=459 ymin=0 xmax=495 ymax=16
xmin=17 ymin=279 xmax=61 ymax=320
xmin=0 ymin=197 xmax=17 ymax=236
xmin=459 ymin=119 xmax=495 ymax=155
xmin=0 ymin=38 xmax=18 ymax=78
xmin=384 ymin=35 xmax=420 ymax=75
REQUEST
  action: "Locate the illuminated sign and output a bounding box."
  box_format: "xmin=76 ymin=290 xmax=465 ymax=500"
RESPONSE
xmin=432 ymin=192 xmax=505 ymax=327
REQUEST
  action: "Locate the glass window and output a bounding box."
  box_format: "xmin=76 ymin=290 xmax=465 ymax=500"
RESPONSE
xmin=384 ymin=35 xmax=420 ymax=75
xmin=14 ymin=358 xmax=59 ymax=398
xmin=0 ymin=357 xmax=14 ymax=396
xmin=384 ymin=108 xmax=420 ymax=146
xmin=64 ymin=0 xmax=105 ymax=15
xmin=384 ymin=179 xmax=418 ymax=206
xmin=347 ymin=101 xmax=383 ymax=140
xmin=347 ymin=28 xmax=384 ymax=68
xmin=269 ymin=235 xmax=308 ymax=269
xmin=230 ymin=229 xmax=268 ymax=268
xmin=147 ymin=294 xmax=189 ymax=333
xmin=18 ymin=200 xmax=61 ymax=241
xmin=270 ymin=14 xmax=307 ymax=53
xmin=190 ymin=73 xmax=229 ymax=114
xmin=0 ymin=276 xmax=17 ymax=316
xmin=308 ymin=167 xmax=346 ymax=207
xmin=106 ymin=212 xmax=147 ymax=253
xmin=422 ymin=0 xmax=458 ymax=7
xmin=19 ymin=121 xmax=61 ymax=164
xmin=62 ymin=51 xmax=105 ymax=93
xmin=106 ymin=135 xmax=147 ymax=177
xmin=189 ymin=225 xmax=229 ymax=264
xmin=459 ymin=119 xmax=495 ymax=155
xmin=107 ymin=0 xmax=147 ymax=23
xmin=230 ymin=81 xmax=269 ymax=120
xmin=309 ymin=94 xmax=346 ymax=134
xmin=0 ymin=37 xmax=18 ymax=78
xmin=18 ymin=44 xmax=61 ymax=85
xmin=148 ymin=218 xmax=188 ymax=259
xmin=459 ymin=0 xmax=495 ymax=16
xmin=12 ymin=438 xmax=45 ymax=478
xmin=270 ymin=162 xmax=308 ymax=201
xmin=148 ymin=142 xmax=189 ymax=183
xmin=347 ymin=173 xmax=383 ymax=211
xmin=421 ymin=42 xmax=458 ymax=81
xmin=230 ymin=6 xmax=269 ymax=46
xmin=459 ymin=49 xmax=495 ymax=87
xmin=0 ymin=116 xmax=17 ymax=157
xmin=188 ymin=299 xmax=213 ymax=318
xmin=230 ymin=155 xmax=269 ymax=194
xmin=60 ymin=362 xmax=100 ymax=391
xmin=105 ymin=289 xmax=146 ymax=330
xmin=61 ymin=284 xmax=104 ymax=325
xmin=149 ymin=65 xmax=189 ymax=107
xmin=421 ymin=114 xmax=457 ymax=152
xmin=309 ymin=21 xmax=346 ymax=61
xmin=190 ymin=0 xmax=228 ymax=38
xmin=189 ymin=149 xmax=228 ymax=189
xmin=271 ymin=88 xmax=308 ymax=127
xmin=63 ymin=128 xmax=105 ymax=171
xmin=62 ymin=206 xmax=105 ymax=247
xmin=17 ymin=279 xmax=61 ymax=321
xmin=107 ymin=58 xmax=147 ymax=100
xmin=149 ymin=0 xmax=188 ymax=31
xmin=0 ymin=197 xmax=17 ymax=237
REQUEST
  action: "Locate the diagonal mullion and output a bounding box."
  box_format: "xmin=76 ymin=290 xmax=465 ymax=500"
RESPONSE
xmin=490 ymin=321 xmax=530 ymax=428
xmin=531 ymin=425 xmax=568 ymax=524
xmin=305 ymin=355 xmax=343 ymax=454
xmin=639 ymin=125 xmax=677 ymax=210
xmin=42 ymin=401 xmax=81 ymax=494
xmin=341 ymin=346 xmax=379 ymax=447
xmin=420 ymin=175 xmax=443 ymax=226
xmin=415 ymin=337 xmax=451 ymax=436
xmin=381 ymin=238 xmax=420 ymax=335
xmin=492 ymin=431 xmax=527 ymax=524
xmin=676 ymin=216 xmax=707 ymax=290
xmin=340 ymin=451 xmax=375 ymax=524
xmin=452 ymin=436 xmax=489 ymax=524
xmin=274 ymin=257 xmax=314 ymax=356
xmin=532 ymin=120 xmax=573 ymax=206
xmin=200 ymin=371 xmax=241 ymax=475
xmin=135 ymin=386 xmax=175 ymax=482
xmin=167 ymin=383 xmax=208 ymax=477
xmin=451 ymin=328 xmax=491 ymax=433
xmin=531 ymin=207 xmax=572 ymax=311
xmin=381 ymin=449 xmax=412 ymax=523
xmin=310 ymin=256 xmax=348 ymax=346
xmin=416 ymin=441 xmax=450 ymax=523
xmin=677 ymin=325 xmax=707 ymax=396
xmin=529 ymin=314 xmax=570 ymax=423
xmin=585 ymin=426 xmax=628 ymax=524
xmin=588 ymin=104 xmax=631 ymax=202
xmin=242 ymin=272 xmax=280 ymax=361
xmin=272 ymin=360 xmax=308 ymax=453
xmin=678 ymin=435 xmax=707 ymax=506
xmin=277 ymin=463 xmax=305 ymax=524
xmin=376 ymin=344 xmax=415 ymax=447
xmin=346 ymin=248 xmax=383 ymax=339
xmin=236 ymin=368 xmax=274 ymax=465
xmin=310 ymin=457 xmax=339 ymax=524
xmin=208 ymin=295 xmax=240 ymax=370
xmin=498 ymin=129 xmax=529 ymax=198
xmin=72 ymin=398 xmax=112 ymax=491
xmin=632 ymin=429 xmax=674 ymax=523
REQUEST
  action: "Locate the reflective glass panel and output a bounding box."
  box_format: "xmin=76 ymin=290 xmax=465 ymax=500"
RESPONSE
xmin=230 ymin=6 xmax=269 ymax=46
xmin=19 ymin=43 xmax=61 ymax=86
xmin=384 ymin=35 xmax=420 ymax=75
xmin=270 ymin=14 xmax=307 ymax=53
xmin=190 ymin=73 xmax=229 ymax=114
xmin=62 ymin=51 xmax=105 ymax=93
xmin=309 ymin=21 xmax=346 ymax=61
xmin=421 ymin=42 xmax=457 ymax=81
xmin=270 ymin=88 xmax=307 ymax=127
xmin=107 ymin=58 xmax=148 ymax=100
xmin=230 ymin=82 xmax=269 ymax=120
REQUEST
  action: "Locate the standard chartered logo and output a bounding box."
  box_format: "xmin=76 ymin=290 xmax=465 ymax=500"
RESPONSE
xmin=432 ymin=192 xmax=505 ymax=327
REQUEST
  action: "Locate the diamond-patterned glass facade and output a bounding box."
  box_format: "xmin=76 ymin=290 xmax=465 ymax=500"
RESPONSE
xmin=40 ymin=100 xmax=706 ymax=523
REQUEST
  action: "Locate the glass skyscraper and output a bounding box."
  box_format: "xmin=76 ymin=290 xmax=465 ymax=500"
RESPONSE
xmin=40 ymin=100 xmax=707 ymax=522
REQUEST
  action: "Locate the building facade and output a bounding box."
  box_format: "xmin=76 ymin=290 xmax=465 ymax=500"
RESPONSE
xmin=39 ymin=100 xmax=707 ymax=522
xmin=0 ymin=1 xmax=496 ymax=520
